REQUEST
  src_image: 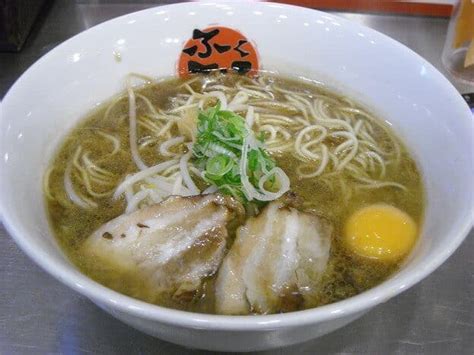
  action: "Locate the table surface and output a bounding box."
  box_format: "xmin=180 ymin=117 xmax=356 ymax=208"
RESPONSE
xmin=1 ymin=1 xmax=473 ymax=354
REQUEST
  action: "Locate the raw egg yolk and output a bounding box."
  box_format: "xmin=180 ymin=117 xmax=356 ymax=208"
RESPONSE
xmin=344 ymin=204 xmax=417 ymax=261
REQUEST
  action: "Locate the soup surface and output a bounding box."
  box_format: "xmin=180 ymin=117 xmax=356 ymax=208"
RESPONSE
xmin=45 ymin=73 xmax=424 ymax=314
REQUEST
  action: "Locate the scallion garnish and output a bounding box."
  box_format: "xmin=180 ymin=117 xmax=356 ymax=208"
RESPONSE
xmin=192 ymin=102 xmax=290 ymax=204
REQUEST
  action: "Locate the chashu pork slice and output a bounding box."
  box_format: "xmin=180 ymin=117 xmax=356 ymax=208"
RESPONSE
xmin=215 ymin=201 xmax=332 ymax=315
xmin=83 ymin=193 xmax=244 ymax=299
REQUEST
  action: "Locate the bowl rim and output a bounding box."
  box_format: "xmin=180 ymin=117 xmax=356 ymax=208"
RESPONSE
xmin=1 ymin=1 xmax=473 ymax=331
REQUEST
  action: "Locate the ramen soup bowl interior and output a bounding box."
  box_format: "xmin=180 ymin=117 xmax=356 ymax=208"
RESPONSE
xmin=1 ymin=2 xmax=473 ymax=352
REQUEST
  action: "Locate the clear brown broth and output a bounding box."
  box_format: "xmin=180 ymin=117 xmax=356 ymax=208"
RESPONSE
xmin=45 ymin=73 xmax=424 ymax=313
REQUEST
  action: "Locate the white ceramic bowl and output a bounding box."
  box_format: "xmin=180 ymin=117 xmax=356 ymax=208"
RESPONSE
xmin=1 ymin=2 xmax=473 ymax=352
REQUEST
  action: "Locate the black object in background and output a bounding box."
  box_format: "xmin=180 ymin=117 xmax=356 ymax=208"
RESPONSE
xmin=462 ymin=93 xmax=474 ymax=109
xmin=0 ymin=0 xmax=47 ymax=52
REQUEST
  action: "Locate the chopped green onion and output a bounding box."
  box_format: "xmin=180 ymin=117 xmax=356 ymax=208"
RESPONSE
xmin=206 ymin=155 xmax=233 ymax=178
xmin=192 ymin=101 xmax=290 ymax=205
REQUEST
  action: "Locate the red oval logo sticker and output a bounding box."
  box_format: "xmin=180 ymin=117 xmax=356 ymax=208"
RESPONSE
xmin=178 ymin=26 xmax=259 ymax=77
